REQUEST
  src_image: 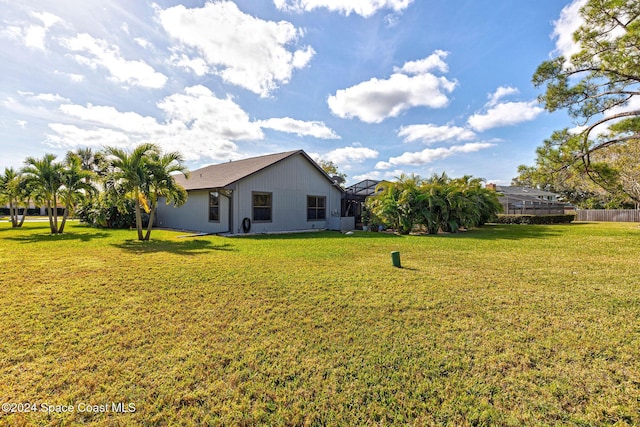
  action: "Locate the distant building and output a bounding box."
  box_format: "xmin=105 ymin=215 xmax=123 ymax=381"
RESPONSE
xmin=486 ymin=183 xmax=566 ymax=215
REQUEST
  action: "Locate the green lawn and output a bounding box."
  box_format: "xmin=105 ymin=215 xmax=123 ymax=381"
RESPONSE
xmin=0 ymin=221 xmax=639 ymax=426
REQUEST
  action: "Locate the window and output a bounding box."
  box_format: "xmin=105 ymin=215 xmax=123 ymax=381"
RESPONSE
xmin=209 ymin=192 xmax=220 ymax=222
xmin=252 ymin=192 xmax=272 ymax=222
xmin=307 ymin=196 xmax=326 ymax=221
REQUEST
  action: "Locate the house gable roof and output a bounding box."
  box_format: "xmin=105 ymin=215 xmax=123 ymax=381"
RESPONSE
xmin=175 ymin=150 xmax=343 ymax=191
xmin=496 ymin=185 xmax=558 ymax=198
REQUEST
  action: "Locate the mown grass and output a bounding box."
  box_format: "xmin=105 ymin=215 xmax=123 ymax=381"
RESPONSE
xmin=0 ymin=221 xmax=639 ymax=426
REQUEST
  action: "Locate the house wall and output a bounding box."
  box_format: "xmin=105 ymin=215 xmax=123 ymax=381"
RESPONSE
xmin=156 ymin=189 xmax=230 ymax=233
xmin=231 ymin=154 xmax=343 ymax=234
xmin=156 ymin=153 xmax=344 ymax=234
xmin=1 ymin=203 xmax=47 ymax=215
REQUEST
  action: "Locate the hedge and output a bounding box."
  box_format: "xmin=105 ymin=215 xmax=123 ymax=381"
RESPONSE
xmin=494 ymin=214 xmax=575 ymax=224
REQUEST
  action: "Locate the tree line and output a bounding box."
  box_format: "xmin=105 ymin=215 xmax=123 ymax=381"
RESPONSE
xmin=0 ymin=143 xmax=189 ymax=241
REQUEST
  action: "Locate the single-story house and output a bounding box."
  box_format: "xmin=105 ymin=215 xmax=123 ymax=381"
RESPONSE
xmin=156 ymin=150 xmax=347 ymax=234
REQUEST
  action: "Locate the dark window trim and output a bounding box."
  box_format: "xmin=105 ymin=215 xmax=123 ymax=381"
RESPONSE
xmin=209 ymin=191 xmax=220 ymax=223
xmin=307 ymin=195 xmax=326 ymax=221
xmin=252 ymin=191 xmax=272 ymax=223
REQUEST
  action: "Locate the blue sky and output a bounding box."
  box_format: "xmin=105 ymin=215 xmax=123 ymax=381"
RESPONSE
xmin=0 ymin=0 xmax=586 ymax=185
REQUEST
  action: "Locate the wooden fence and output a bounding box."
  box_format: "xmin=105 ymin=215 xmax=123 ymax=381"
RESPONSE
xmin=575 ymin=209 xmax=640 ymax=222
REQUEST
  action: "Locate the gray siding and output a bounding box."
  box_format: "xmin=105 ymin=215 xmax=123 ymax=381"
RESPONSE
xmin=157 ymin=153 xmax=343 ymax=234
xmin=232 ymin=154 xmax=342 ymax=234
xmin=156 ymin=189 xmax=230 ymax=233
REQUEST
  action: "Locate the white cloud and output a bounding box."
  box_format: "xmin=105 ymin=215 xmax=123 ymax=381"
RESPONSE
xmin=156 ymin=85 xmax=264 ymax=142
xmin=377 ymin=142 xmax=495 ymax=167
xmin=4 ymin=11 xmax=62 ymax=50
xmin=61 ymin=33 xmax=167 ymax=89
xmin=18 ymin=92 xmax=70 ymax=103
xmin=134 ymin=37 xmax=152 ymax=49
xmin=352 ymin=169 xmax=405 ymax=182
xmin=467 ymin=101 xmax=544 ymax=132
xmin=35 ymin=93 xmax=70 ymax=103
xmin=394 ymin=50 xmax=449 ymax=75
xmin=398 ymin=124 xmax=476 ymax=145
xmin=1 ymin=26 xmax=23 ymax=44
xmin=28 ymin=11 xmax=61 ymax=49
xmin=552 ymin=0 xmax=587 ymax=59
xmin=322 ymin=146 xmax=379 ymax=165
xmin=24 ymin=25 xmax=48 ymax=50
xmin=53 ymin=71 xmax=85 ymax=82
xmin=46 ymin=85 xmax=264 ymax=162
xmin=158 ymin=1 xmax=314 ymax=97
xmin=258 ymin=117 xmax=340 ymax=139
xmin=46 ymin=124 xmax=131 ymax=148
xmin=328 ymin=54 xmax=457 ymax=123
xmin=577 ymin=95 xmax=640 ymax=137
xmin=273 ymin=0 xmax=413 ymax=17
xmin=169 ymin=53 xmax=211 ymax=76
xmin=31 ymin=11 xmax=62 ymax=28
xmin=59 ymin=104 xmax=163 ymax=135
xmin=605 ymin=94 xmax=640 ymax=119
xmin=487 ymin=86 xmax=519 ymax=107
xmin=375 ymin=160 xmax=393 ymax=170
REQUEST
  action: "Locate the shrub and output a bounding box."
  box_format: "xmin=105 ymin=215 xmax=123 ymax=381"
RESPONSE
xmin=76 ymin=196 xmax=138 ymax=229
xmin=495 ymin=214 xmax=575 ymax=224
xmin=367 ymin=173 xmax=502 ymax=234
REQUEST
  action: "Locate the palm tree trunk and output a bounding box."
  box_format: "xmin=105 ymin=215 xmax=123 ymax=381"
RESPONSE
xmin=52 ymin=194 xmax=59 ymax=233
xmin=46 ymin=200 xmax=56 ymax=233
xmin=134 ymin=194 xmax=144 ymax=241
xmin=18 ymin=201 xmax=27 ymax=227
xmin=59 ymin=203 xmax=70 ymax=233
xmin=143 ymin=205 xmax=156 ymax=241
xmin=9 ymin=200 xmax=18 ymax=227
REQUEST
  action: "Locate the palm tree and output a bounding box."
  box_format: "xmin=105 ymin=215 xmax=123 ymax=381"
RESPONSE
xmin=142 ymin=150 xmax=189 ymax=240
xmin=22 ymin=154 xmax=64 ymax=234
xmin=104 ymin=143 xmax=189 ymax=241
xmin=419 ymin=179 xmax=447 ymax=234
xmin=368 ymin=174 xmax=425 ymax=234
xmin=368 ymin=172 xmax=502 ymax=235
xmin=58 ymin=155 xmax=95 ymax=233
xmin=367 ymin=181 xmax=402 ymax=232
xmin=0 ymin=167 xmax=30 ymax=227
xmin=104 ymin=143 xmax=157 ymax=240
xmin=458 ymin=176 xmax=502 ymax=227
xmin=67 ymin=147 xmax=106 ymax=185
xmin=395 ymin=174 xmax=426 ymax=234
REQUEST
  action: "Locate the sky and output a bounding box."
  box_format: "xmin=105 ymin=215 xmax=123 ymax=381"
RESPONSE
xmin=0 ymin=0 xmax=587 ymax=185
